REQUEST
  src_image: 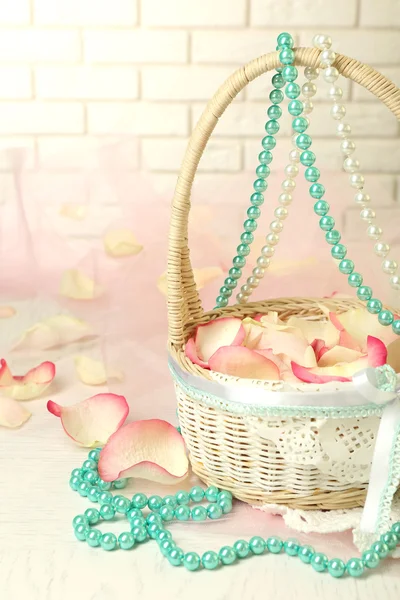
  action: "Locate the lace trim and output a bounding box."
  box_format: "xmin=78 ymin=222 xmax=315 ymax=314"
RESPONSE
xmin=255 ymin=494 xmax=400 ymax=556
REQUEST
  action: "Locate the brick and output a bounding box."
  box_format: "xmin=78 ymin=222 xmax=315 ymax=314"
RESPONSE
xmin=87 ymin=103 xmax=189 ymax=135
xmin=192 ymin=30 xmax=296 ymax=64
xmin=142 ymin=0 xmax=246 ymax=26
xmin=0 ymin=30 xmax=80 ymax=63
xmin=251 ymin=0 xmax=357 ymax=26
xmin=34 ymin=0 xmax=137 ymax=25
xmin=0 ymin=138 xmax=35 ymax=169
xmin=37 ymin=136 xmax=139 ymax=170
xmin=344 ymin=206 xmax=400 ymax=243
xmin=299 ymin=30 xmax=400 ymax=65
xmin=247 ymin=72 xmax=351 ymax=101
xmin=360 ymin=0 xmax=400 ymax=26
xmin=0 ymin=67 xmax=31 ymax=98
xmin=142 ymin=66 xmax=232 ymax=100
xmin=353 ymin=67 xmax=400 ymax=101
xmin=35 ymin=66 xmax=138 ymax=99
xmin=0 ymin=103 xmax=84 ymax=134
xmin=192 ymin=102 xmax=292 ymax=136
xmin=22 ymin=172 xmax=137 ymax=210
xmin=0 ymin=0 xmax=30 ymax=24
xmin=141 ymin=138 xmax=241 ymax=172
xmin=84 ymin=30 xmax=187 ymax=64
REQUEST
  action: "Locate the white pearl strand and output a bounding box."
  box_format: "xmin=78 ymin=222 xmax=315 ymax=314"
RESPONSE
xmin=313 ymin=33 xmax=400 ymax=291
xmin=236 ymin=68 xmax=320 ymax=304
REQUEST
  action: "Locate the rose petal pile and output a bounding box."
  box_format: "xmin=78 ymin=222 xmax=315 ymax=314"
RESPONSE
xmin=185 ymin=309 xmax=400 ymax=383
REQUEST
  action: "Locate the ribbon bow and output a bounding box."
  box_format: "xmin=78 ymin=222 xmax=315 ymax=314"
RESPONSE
xmin=353 ymin=364 xmax=400 ymax=539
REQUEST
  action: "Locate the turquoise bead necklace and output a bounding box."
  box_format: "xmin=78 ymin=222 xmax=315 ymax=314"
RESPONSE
xmin=214 ymin=33 xmax=293 ymax=309
xmin=70 ymin=447 xmax=400 ymax=577
xmin=214 ymin=31 xmax=400 ymax=337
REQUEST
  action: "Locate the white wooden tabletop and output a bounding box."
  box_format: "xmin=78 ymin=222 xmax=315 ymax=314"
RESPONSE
xmin=0 ymin=305 xmax=399 ymax=600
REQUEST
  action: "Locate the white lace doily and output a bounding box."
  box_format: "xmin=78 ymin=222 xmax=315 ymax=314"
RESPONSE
xmin=254 ymin=493 xmax=400 ymax=557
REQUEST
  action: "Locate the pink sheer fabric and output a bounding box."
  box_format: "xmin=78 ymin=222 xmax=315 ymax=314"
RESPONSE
xmin=0 ymin=140 xmax=397 ymax=556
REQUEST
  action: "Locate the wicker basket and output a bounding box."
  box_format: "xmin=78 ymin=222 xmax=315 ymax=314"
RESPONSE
xmin=167 ymin=47 xmax=400 ymax=511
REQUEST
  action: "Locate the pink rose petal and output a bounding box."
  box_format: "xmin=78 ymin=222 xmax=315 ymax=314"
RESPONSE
xmin=335 ymin=308 xmax=398 ymax=348
xmin=291 ymin=335 xmax=387 ymax=383
xmin=184 ymin=337 xmax=209 ymax=369
xmin=98 ymin=419 xmax=188 ymax=483
xmin=291 ymin=362 xmax=351 ymax=383
xmin=0 ymin=359 xmax=56 ymax=401
xmin=47 ymin=393 xmax=129 ymax=447
xmin=243 ymin=319 xmax=317 ymax=368
xmin=318 ymin=346 xmax=364 ymax=367
xmin=287 ymin=316 xmax=340 ymax=347
xmin=185 ymin=317 xmax=245 ymax=368
xmin=255 ymin=349 xmax=297 ymax=382
xmin=367 ymin=335 xmax=387 ymax=367
xmin=209 ymin=346 xmax=280 ymax=380
xmin=0 ymin=396 xmax=31 ymax=428
xmin=311 ymin=338 xmax=331 ymax=362
xmin=329 ymin=312 xmax=362 ymax=351
xmin=13 ymin=315 xmax=94 ymax=351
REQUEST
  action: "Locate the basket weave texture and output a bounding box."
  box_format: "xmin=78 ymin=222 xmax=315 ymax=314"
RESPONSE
xmin=167 ymin=48 xmax=400 ymax=510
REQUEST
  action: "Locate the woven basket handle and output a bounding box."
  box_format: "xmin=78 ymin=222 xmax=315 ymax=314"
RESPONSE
xmin=167 ymin=47 xmax=400 ymax=347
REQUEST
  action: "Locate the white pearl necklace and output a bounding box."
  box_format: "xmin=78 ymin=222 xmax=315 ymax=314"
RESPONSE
xmin=313 ymin=33 xmax=399 ymax=291
xmin=236 ymin=68 xmax=319 ymax=304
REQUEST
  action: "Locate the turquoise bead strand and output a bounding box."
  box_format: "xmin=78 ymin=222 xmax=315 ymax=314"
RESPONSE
xmin=70 ymin=446 xmax=400 ymax=576
xmin=215 ymin=33 xmax=296 ymax=309
xmin=289 ymin=87 xmax=393 ymax=328
xmin=236 ymin=33 xmax=301 ymax=304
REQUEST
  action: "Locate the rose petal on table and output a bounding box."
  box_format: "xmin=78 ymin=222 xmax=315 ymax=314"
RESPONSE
xmin=287 ymin=316 xmax=340 ymax=347
xmin=193 ymin=317 xmax=245 ymax=364
xmin=74 ymin=355 xmax=124 ymax=386
xmin=13 ymin=315 xmax=94 ymax=351
xmin=157 ymin=266 xmax=223 ymax=296
xmin=98 ymin=419 xmax=188 ymax=483
xmin=0 ymin=396 xmax=31 ymax=428
xmin=334 ymin=308 xmax=398 ymax=347
xmin=0 ymin=359 xmax=15 ymax=386
xmin=47 ymin=393 xmax=129 ymax=447
xmin=209 ymin=346 xmax=280 ymax=380
xmin=0 ymin=359 xmax=56 ymax=401
xmin=0 ymin=305 xmax=16 ymax=319
xmin=60 ymin=269 xmax=104 ymax=300
xmin=59 ymin=204 xmax=88 ymax=220
xmin=104 ymin=229 xmax=143 ymax=258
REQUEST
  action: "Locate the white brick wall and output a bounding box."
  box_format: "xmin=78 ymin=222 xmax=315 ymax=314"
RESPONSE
xmin=0 ymin=0 xmax=397 ymax=242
